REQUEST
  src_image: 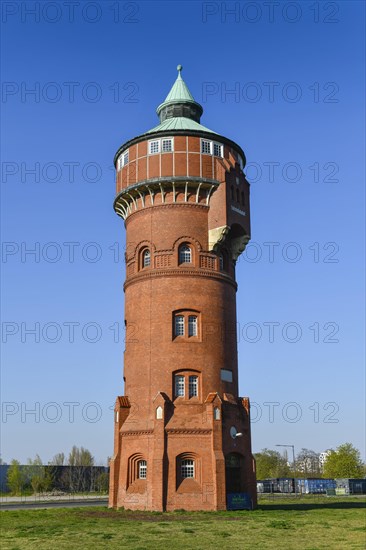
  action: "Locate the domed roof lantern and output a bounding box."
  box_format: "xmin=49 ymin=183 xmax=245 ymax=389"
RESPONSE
xmin=156 ymin=65 xmax=203 ymax=124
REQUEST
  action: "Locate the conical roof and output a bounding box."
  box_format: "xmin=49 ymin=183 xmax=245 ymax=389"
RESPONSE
xmin=156 ymin=66 xmax=202 ymax=118
xmin=159 ymin=65 xmax=196 ymax=105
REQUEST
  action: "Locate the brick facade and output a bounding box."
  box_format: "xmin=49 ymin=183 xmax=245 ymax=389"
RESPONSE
xmin=109 ymin=69 xmax=257 ymax=511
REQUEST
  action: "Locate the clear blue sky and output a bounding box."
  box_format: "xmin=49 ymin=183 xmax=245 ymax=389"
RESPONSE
xmin=1 ymin=1 xmax=365 ymax=465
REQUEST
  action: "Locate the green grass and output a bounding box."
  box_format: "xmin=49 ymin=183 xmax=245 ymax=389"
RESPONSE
xmin=1 ymin=496 xmax=365 ymax=549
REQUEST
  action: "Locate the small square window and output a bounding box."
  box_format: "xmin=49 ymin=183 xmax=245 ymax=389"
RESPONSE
xmin=162 ymin=138 xmax=173 ymax=152
xmin=149 ymin=140 xmax=160 ymax=154
xmin=201 ymin=140 xmax=211 ymax=154
xmin=213 ymin=143 xmax=223 ymax=157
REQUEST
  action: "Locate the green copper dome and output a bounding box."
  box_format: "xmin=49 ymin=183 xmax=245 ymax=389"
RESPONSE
xmin=157 ymin=65 xmax=197 ymax=110
xmin=147 ymin=65 xmax=216 ymax=134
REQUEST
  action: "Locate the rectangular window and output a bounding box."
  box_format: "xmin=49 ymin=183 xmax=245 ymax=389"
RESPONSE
xmin=201 ymin=140 xmax=211 ymax=154
xmin=213 ymin=142 xmax=223 ymax=157
xmin=123 ymin=150 xmax=129 ymax=166
xmin=188 ymin=315 xmax=197 ymax=337
xmin=174 ymin=315 xmax=185 ymax=336
xmin=221 ymin=369 xmax=233 ymax=382
xmin=149 ymin=140 xmax=160 ymax=154
xmin=181 ymin=459 xmax=194 ymax=478
xmin=138 ymin=460 xmax=147 ymax=479
xmin=162 ymin=138 xmax=173 ymax=152
xmin=175 ymin=375 xmax=185 ymax=397
xmin=189 ymin=375 xmax=198 ymax=398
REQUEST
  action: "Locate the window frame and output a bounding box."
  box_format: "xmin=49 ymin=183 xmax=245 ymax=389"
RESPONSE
xmin=149 ymin=140 xmax=160 ymax=154
xmin=148 ymin=137 xmax=174 ymax=155
xmin=161 ymin=138 xmax=173 ymax=152
xmin=213 ymin=142 xmax=223 ymax=157
xmin=201 ymin=139 xmax=212 ymax=155
xmin=174 ymin=315 xmax=185 ymax=337
xmin=181 ymin=459 xmax=195 ymax=479
xmin=173 ymin=370 xmax=200 ymax=401
xmin=174 ymin=374 xmax=185 ymax=397
xmin=188 ymin=315 xmax=197 ymax=337
xmin=117 ymin=149 xmax=129 ymax=171
xmin=179 ymin=244 xmax=192 ymax=265
xmin=142 ymin=249 xmax=151 ymax=268
xmin=188 ymin=375 xmax=198 ymax=398
xmin=138 ymin=460 xmax=147 ymax=479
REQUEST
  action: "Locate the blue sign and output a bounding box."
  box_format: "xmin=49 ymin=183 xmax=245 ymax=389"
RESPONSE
xmin=227 ymin=492 xmax=252 ymax=510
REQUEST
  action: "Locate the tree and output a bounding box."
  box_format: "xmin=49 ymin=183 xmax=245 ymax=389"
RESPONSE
xmin=254 ymin=449 xmax=290 ymax=479
xmin=296 ymin=448 xmax=321 ymax=477
xmin=51 ymin=452 xmax=65 ymax=466
xmin=24 ymin=455 xmax=52 ymax=493
xmin=68 ymin=446 xmax=94 ymax=467
xmin=7 ymin=459 xmax=25 ymax=495
xmin=67 ymin=446 xmax=95 ymax=492
xmin=323 ymin=443 xmax=364 ymax=478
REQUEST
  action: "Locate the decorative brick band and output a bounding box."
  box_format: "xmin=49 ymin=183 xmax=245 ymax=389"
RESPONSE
xmin=124 ymin=268 xmax=237 ymax=290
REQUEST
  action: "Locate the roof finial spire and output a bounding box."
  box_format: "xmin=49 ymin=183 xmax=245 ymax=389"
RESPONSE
xmin=177 ymin=64 xmax=183 ymax=78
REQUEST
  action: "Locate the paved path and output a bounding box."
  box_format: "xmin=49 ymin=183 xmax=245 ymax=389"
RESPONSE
xmin=0 ymin=496 xmax=108 ymax=511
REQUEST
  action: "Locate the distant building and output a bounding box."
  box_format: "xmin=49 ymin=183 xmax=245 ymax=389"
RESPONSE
xmin=319 ymin=450 xmax=332 ymax=471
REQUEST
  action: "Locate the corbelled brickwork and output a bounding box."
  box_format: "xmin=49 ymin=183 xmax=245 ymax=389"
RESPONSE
xmin=109 ymin=67 xmax=257 ymax=511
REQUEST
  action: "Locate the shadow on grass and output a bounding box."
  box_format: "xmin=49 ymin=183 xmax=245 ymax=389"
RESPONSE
xmin=258 ymin=501 xmax=366 ymax=511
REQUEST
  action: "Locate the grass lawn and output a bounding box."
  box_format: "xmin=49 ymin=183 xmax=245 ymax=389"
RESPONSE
xmin=1 ymin=496 xmax=365 ymax=549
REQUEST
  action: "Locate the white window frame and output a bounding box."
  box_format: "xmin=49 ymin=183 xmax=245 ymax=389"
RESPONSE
xmin=201 ymin=139 xmax=211 ymax=154
xmin=179 ymin=244 xmax=192 ymax=264
xmin=138 ymin=460 xmax=147 ymax=479
xmin=175 ymin=375 xmax=185 ymax=397
xmin=149 ymin=140 xmax=160 ymax=154
xmin=117 ymin=149 xmax=129 ymax=171
xmin=181 ymin=459 xmax=195 ymax=479
xmin=188 ymin=375 xmax=198 ymax=398
xmin=148 ymin=137 xmax=174 ymax=155
xmin=188 ymin=315 xmax=197 ymax=337
xmin=213 ymin=142 xmax=223 ymax=157
xmin=162 ymin=138 xmax=173 ymax=152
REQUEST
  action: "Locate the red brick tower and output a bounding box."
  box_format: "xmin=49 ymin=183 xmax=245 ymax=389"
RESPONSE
xmin=109 ymin=66 xmax=256 ymax=511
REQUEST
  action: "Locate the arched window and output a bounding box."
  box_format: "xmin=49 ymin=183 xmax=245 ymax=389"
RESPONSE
xmin=138 ymin=460 xmax=147 ymax=479
xmin=188 ymin=315 xmax=197 ymax=337
xmin=241 ymin=191 xmax=245 ymax=206
xmin=174 ymin=315 xmax=185 ymax=336
xmin=219 ymin=254 xmax=224 ymax=271
xmin=179 ymin=244 xmax=191 ymax=264
xmin=236 ymin=189 xmax=240 ymax=203
xmin=181 ymin=459 xmax=195 ymax=479
xmin=143 ymin=249 xmax=150 ymax=268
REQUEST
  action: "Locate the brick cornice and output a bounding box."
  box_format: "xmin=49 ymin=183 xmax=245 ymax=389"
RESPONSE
xmin=121 ymin=430 xmax=154 ymax=437
xmin=165 ymin=428 xmax=212 ymax=435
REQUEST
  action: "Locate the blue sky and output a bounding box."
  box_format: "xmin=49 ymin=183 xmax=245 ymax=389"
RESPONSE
xmin=1 ymin=1 xmax=365 ymax=465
